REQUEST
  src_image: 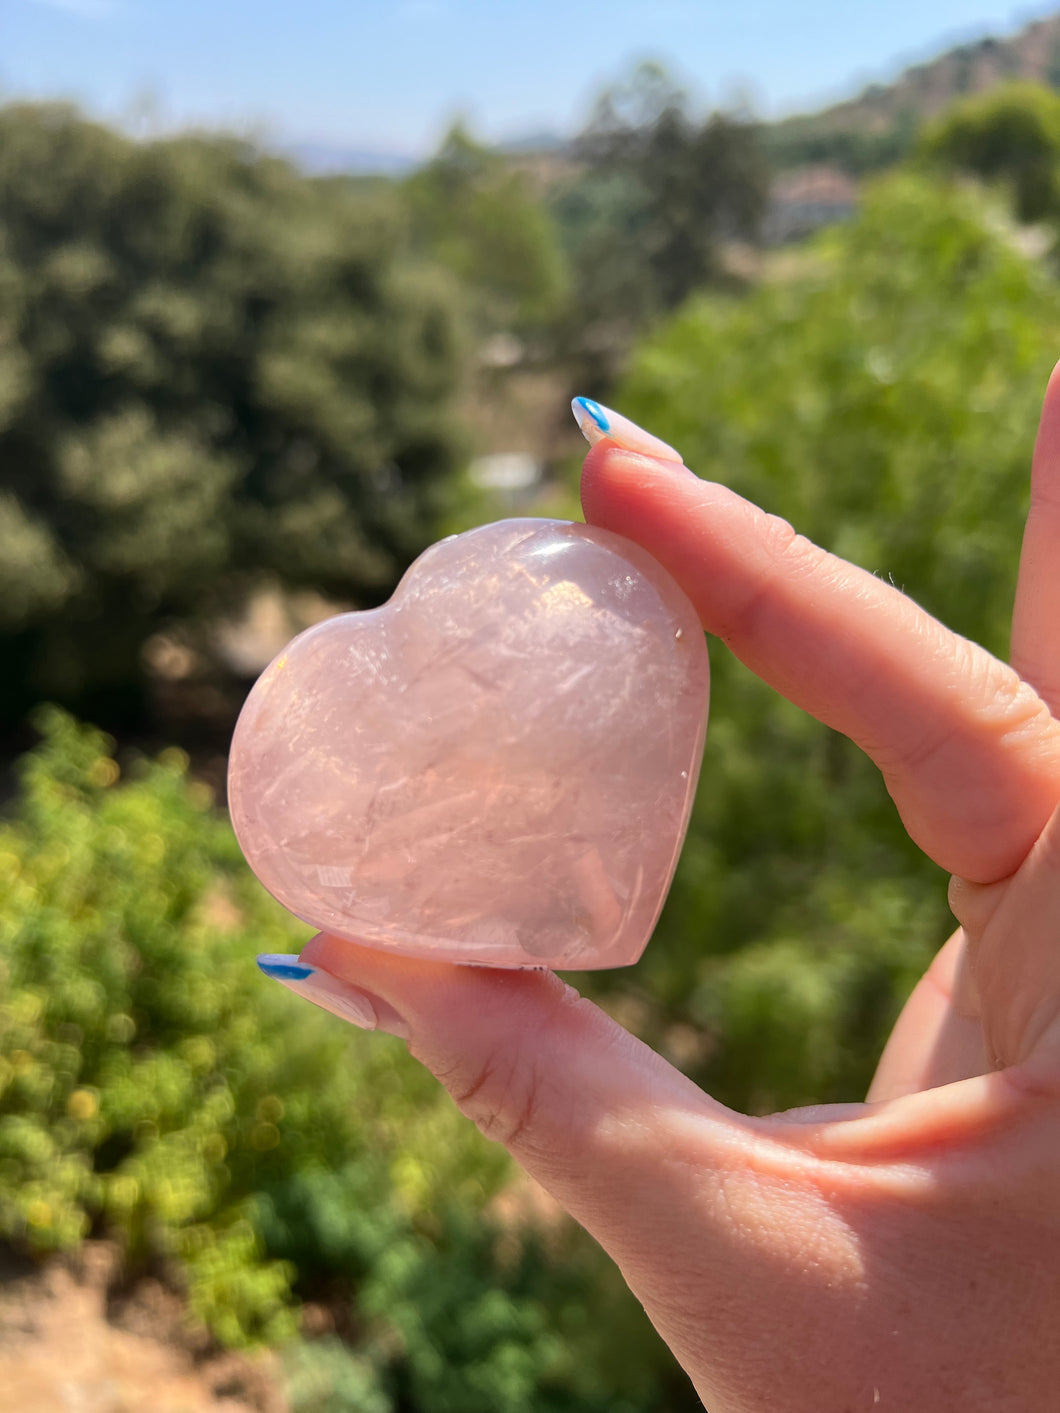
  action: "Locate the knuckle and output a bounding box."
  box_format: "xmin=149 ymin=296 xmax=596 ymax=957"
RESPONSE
xmin=986 ymin=660 xmax=1053 ymax=735
xmin=449 ymin=1044 xmax=544 ymax=1151
xmin=430 ymin=982 xmax=588 ymax=1154
xmin=879 ymin=638 xmax=1049 ymax=781
xmin=723 ymin=514 xmax=823 ymax=642
xmin=759 ymin=510 xmax=802 ymax=562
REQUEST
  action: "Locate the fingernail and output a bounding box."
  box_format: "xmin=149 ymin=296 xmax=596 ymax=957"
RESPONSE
xmin=256 ymin=954 xmax=409 ymax=1039
xmin=571 ymin=396 xmax=684 ymax=463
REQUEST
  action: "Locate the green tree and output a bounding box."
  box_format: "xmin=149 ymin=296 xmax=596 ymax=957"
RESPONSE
xmin=763 ymin=110 xmax=919 ymax=175
xmin=593 ymin=172 xmax=1060 ymax=1112
xmin=918 ymin=82 xmax=1060 ymax=222
xmin=0 ymin=104 xmax=465 ymax=724
xmin=404 ymin=121 xmax=569 ymax=337
xmin=554 ymin=62 xmax=767 ymax=356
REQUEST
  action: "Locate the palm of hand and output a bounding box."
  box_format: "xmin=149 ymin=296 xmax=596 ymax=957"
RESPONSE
xmin=302 ymin=373 xmax=1060 ymax=1412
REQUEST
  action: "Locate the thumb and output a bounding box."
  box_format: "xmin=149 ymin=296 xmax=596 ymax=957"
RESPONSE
xmin=261 ymin=936 xmax=1060 ymax=1413
xmin=276 ymin=934 xmax=869 ymax=1410
xmin=297 ymin=930 xmax=742 ymax=1213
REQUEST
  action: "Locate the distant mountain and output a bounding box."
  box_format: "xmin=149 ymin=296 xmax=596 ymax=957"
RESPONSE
xmin=280 ymin=132 xmax=569 ymax=180
xmin=279 ymin=12 xmax=1060 ymax=185
xmin=283 ymin=140 xmax=419 ymax=177
xmin=493 ymin=11 xmax=1060 ymax=183
xmin=766 ymin=11 xmax=1060 ymax=173
xmin=496 ymin=130 xmax=567 ymax=154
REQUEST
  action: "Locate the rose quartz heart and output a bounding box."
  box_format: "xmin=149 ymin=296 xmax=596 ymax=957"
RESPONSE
xmin=228 ymin=518 xmax=708 ymax=969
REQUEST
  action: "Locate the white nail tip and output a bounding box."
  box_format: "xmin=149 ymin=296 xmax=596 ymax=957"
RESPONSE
xmin=282 ymin=977 xmax=379 ymax=1031
xmin=570 ymin=397 xmax=683 ymax=463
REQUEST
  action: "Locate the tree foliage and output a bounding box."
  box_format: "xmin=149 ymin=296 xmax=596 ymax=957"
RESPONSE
xmin=0 ymin=104 xmax=465 ymax=723
xmin=553 ymin=63 xmax=767 ymax=352
xmin=918 ymin=82 xmax=1060 ymax=222
xmin=763 ymin=111 xmax=919 ymax=176
xmin=404 ymin=122 xmax=570 ymax=337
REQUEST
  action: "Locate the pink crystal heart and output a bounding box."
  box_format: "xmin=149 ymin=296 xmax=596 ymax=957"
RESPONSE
xmin=228 ymin=518 xmax=709 ymax=969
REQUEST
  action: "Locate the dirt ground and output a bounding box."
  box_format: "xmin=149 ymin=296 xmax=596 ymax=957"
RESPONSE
xmin=0 ymin=1245 xmax=286 ymax=1413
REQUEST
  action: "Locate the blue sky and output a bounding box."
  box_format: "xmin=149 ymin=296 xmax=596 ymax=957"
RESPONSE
xmin=6 ymin=0 xmax=1060 ymax=157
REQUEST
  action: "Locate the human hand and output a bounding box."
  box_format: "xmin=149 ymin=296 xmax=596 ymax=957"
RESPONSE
xmin=267 ymin=374 xmax=1060 ymax=1412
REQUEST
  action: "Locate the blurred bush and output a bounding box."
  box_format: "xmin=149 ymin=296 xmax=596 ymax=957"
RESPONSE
xmin=0 ymin=104 xmax=466 ymax=726
xmin=594 ymin=172 xmax=1060 ymax=1112
xmin=552 ymin=62 xmax=767 ymax=365
xmin=0 ymin=709 xmax=695 ymax=1410
xmin=919 ymin=82 xmax=1060 ymax=224
xmin=404 ymin=122 xmax=570 ymax=341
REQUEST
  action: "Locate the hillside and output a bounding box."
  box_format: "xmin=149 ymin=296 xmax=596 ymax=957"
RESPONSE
xmin=495 ymin=12 xmax=1060 ymax=190
xmin=286 ymin=13 xmax=1060 ymax=184
xmin=766 ymin=10 xmax=1060 ymax=171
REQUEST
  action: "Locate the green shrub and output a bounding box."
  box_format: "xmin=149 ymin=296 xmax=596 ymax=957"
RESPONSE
xmin=0 ymin=709 xmax=692 ymax=1409
xmin=0 ymin=708 xmax=502 ymax=1319
xmin=918 ymin=83 xmax=1060 ymax=223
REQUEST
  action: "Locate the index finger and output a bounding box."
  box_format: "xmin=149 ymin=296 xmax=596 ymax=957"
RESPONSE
xmin=581 ymin=445 xmax=1060 ymax=883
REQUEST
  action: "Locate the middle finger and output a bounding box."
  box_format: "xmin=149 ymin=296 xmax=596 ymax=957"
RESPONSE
xmin=1012 ymin=360 xmax=1060 ymax=715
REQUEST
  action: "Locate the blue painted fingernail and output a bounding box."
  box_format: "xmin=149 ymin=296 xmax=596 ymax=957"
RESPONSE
xmin=256 ymin=953 xmax=409 ymax=1039
xmin=257 ymin=955 xmax=314 ymax=982
xmin=571 ymin=396 xmax=684 ymax=462
xmin=572 ymin=396 xmax=610 ymax=438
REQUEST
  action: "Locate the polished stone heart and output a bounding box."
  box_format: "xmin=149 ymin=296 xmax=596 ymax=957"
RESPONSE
xmin=228 ymin=518 xmax=709 ymax=969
